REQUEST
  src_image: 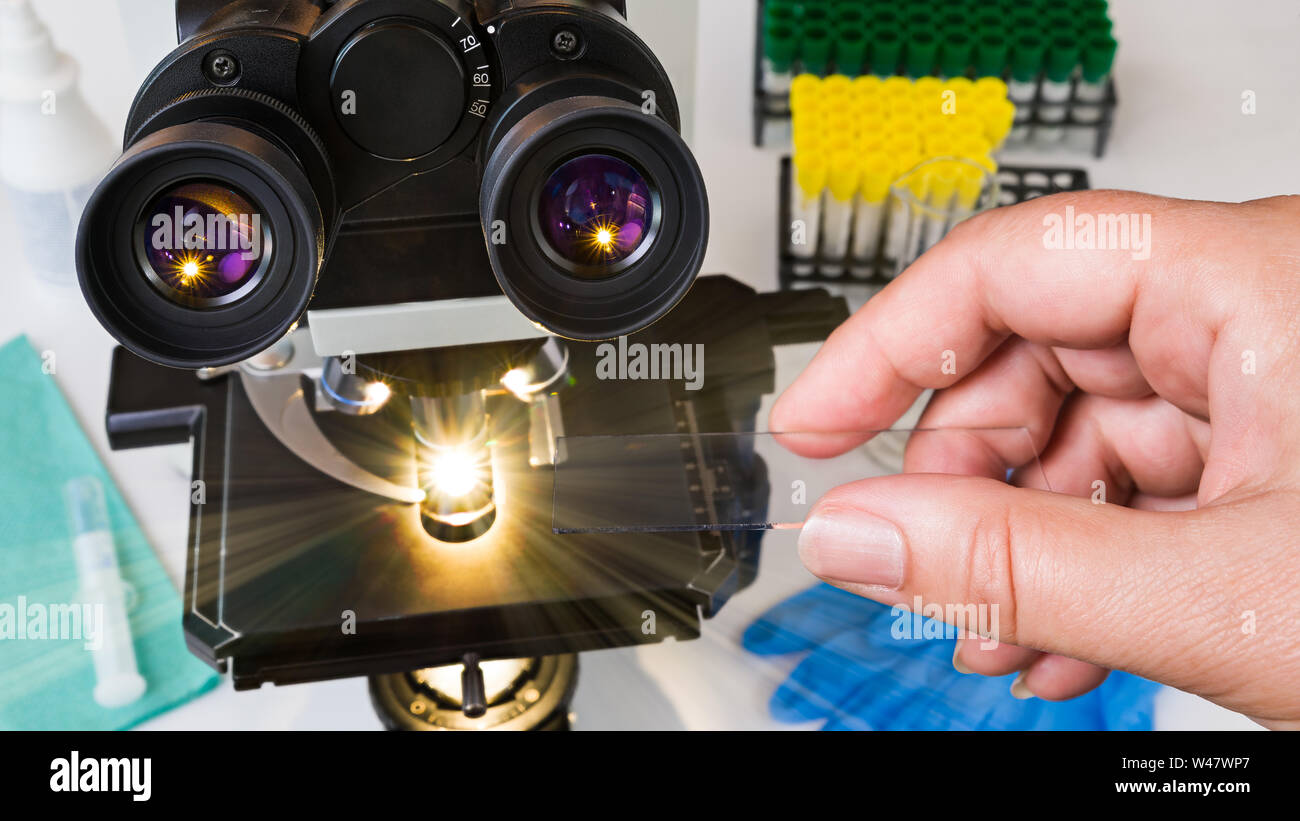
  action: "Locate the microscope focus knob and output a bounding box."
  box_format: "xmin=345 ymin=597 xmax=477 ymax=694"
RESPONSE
xmin=460 ymin=653 xmax=487 ymax=719
xmin=330 ymin=21 xmax=468 ymax=160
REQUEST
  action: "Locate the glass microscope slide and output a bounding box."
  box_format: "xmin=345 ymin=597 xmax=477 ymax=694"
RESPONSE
xmin=551 ymin=427 xmax=1048 ymax=534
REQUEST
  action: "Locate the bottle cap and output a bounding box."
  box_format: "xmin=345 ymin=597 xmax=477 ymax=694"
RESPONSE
xmin=1045 ymin=34 xmax=1081 ymax=83
xmin=834 ymin=23 xmax=869 ymax=75
xmin=982 ymin=97 xmax=1017 ymax=145
xmin=904 ymin=29 xmax=939 ymax=78
xmin=790 ymin=72 xmax=823 ymax=110
xmin=821 ymin=73 xmax=852 ymax=97
xmin=972 ymin=75 xmax=1008 ymax=100
xmin=0 ymin=0 xmax=73 ymax=99
xmin=850 ymin=73 xmax=883 ymax=100
xmin=764 ymin=22 xmax=800 ymax=73
xmin=912 ymin=75 xmax=944 ymax=106
xmin=801 ymin=24 xmax=833 ymax=75
xmin=869 ymin=26 xmax=903 ymax=76
xmin=764 ymin=0 xmax=797 ymax=26
xmin=794 ymin=152 xmax=828 ymax=198
xmin=859 ymin=155 xmax=895 ymax=204
xmin=831 ymin=2 xmax=866 ymax=26
xmin=972 ymin=30 xmax=1009 ymax=78
xmin=1081 ymin=33 xmax=1118 ymax=83
xmin=937 ymin=28 xmax=974 ymax=78
xmin=1009 ymin=32 xmax=1047 ymax=82
xmin=828 ymin=150 xmax=860 ymax=201
xmin=792 ymin=125 xmax=824 ymax=154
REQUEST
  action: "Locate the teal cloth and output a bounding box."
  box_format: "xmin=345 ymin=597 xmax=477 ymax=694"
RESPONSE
xmin=0 ymin=335 xmax=218 ymax=729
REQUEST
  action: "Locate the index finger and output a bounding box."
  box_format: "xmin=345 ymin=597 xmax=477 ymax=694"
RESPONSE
xmin=769 ymin=190 xmax=1249 ymax=456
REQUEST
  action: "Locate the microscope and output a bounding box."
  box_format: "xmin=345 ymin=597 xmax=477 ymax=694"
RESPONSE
xmin=76 ymin=0 xmax=847 ymax=729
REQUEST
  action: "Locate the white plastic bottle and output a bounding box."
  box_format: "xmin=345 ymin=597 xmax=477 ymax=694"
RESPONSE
xmin=0 ymin=0 xmax=117 ymax=285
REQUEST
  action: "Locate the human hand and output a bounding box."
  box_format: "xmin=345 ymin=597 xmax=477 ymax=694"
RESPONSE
xmin=770 ymin=191 xmax=1300 ymax=729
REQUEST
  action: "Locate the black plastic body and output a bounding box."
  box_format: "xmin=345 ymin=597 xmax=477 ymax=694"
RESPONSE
xmin=103 ymin=277 xmax=849 ymax=689
xmin=111 ymin=0 xmax=687 ymax=331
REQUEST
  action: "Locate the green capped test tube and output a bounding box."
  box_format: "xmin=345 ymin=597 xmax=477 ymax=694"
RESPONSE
xmin=801 ymin=23 xmax=834 ymax=75
xmin=1037 ymin=33 xmax=1082 ymax=141
xmin=835 ymin=22 xmax=869 ymax=76
xmin=1073 ymin=32 xmax=1117 ymax=123
xmin=1009 ymin=32 xmax=1047 ymax=83
xmin=870 ymin=25 xmax=903 ymax=76
xmin=831 ymin=1 xmax=867 ymax=27
xmin=972 ymin=29 xmax=1009 ymax=77
xmin=904 ymin=29 xmax=939 ymax=78
xmin=764 ymin=21 xmax=799 ymax=71
xmin=938 ymin=27 xmax=974 ymax=78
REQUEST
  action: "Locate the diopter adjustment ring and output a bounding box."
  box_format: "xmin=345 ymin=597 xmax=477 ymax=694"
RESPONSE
xmin=130 ymin=87 xmax=336 ymax=225
xmin=133 ymin=87 xmax=324 ymax=158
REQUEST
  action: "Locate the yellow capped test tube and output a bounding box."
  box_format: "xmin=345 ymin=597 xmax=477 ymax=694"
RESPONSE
xmin=955 ymin=133 xmax=992 ymax=160
xmin=881 ymin=75 xmax=913 ymax=100
xmin=790 ymin=152 xmax=827 ymax=264
xmin=982 ymin=98 xmax=1017 ymax=148
xmin=786 ymin=74 xmax=1014 ymax=273
xmin=912 ymin=76 xmax=944 ymax=112
xmin=821 ymin=74 xmax=853 ymax=101
xmin=888 ymin=115 xmax=921 ymax=145
xmin=857 ymin=137 xmax=889 ymax=161
xmin=820 ymin=150 xmax=860 ymax=275
xmin=793 ymin=125 xmax=824 ymax=155
xmin=850 ymin=74 xmax=883 ymax=102
xmin=854 ymin=95 xmax=886 ymax=127
xmin=851 ymin=154 xmax=894 ymax=264
xmin=942 ymin=76 xmax=975 ymax=100
xmin=923 ymin=134 xmax=959 ymax=157
xmin=973 ymin=76 xmax=1009 ymax=102
xmin=789 ymin=73 xmax=823 ymax=114
xmin=886 ymin=95 xmax=921 ymax=122
xmin=825 ymin=115 xmax=858 ymax=143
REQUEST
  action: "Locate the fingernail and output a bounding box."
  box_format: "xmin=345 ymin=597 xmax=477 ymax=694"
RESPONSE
xmin=952 ymin=641 xmax=973 ymax=675
xmin=1010 ymin=672 xmax=1035 ymax=700
xmin=797 ymin=506 xmax=906 ymax=589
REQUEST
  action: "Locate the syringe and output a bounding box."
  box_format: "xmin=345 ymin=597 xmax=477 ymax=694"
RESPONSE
xmin=64 ymin=476 xmax=147 ymax=709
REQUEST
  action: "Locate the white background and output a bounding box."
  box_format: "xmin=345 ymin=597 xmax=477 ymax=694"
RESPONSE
xmin=4 ymin=0 xmax=1294 ymax=729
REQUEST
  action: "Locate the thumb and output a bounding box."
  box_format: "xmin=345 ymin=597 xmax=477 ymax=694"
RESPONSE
xmin=796 ymin=472 xmax=1246 ymax=686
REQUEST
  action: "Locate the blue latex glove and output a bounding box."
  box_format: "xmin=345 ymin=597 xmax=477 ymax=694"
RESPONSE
xmin=744 ymin=583 xmax=1160 ymax=730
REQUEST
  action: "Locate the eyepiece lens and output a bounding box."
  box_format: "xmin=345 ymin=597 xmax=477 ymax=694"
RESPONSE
xmin=139 ymin=181 xmax=270 ymax=306
xmin=536 ymin=154 xmax=653 ymax=274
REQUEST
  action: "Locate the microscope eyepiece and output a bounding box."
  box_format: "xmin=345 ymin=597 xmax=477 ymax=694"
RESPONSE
xmin=75 ymin=0 xmax=705 ymax=367
xmin=481 ymin=95 xmax=708 ymax=341
xmin=77 ymin=113 xmax=328 ymax=368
